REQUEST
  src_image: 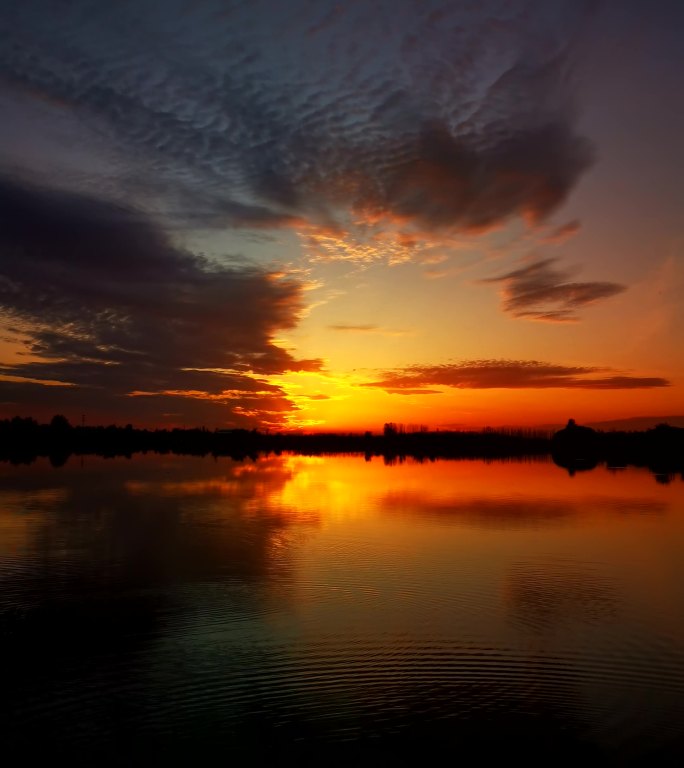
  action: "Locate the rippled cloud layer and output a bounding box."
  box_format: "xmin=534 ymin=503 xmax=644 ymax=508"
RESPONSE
xmin=0 ymin=0 xmax=595 ymax=239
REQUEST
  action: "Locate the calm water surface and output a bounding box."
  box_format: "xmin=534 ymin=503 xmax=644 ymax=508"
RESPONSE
xmin=1 ymin=454 xmax=683 ymax=764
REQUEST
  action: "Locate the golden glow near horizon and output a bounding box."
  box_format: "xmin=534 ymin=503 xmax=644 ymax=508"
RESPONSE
xmin=264 ymin=368 xmax=684 ymax=433
xmin=263 ymin=259 xmax=684 ymax=431
xmin=256 ymin=222 xmax=684 ymax=432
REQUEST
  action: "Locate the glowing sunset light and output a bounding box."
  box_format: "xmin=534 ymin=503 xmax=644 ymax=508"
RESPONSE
xmin=0 ymin=0 xmax=682 ymax=431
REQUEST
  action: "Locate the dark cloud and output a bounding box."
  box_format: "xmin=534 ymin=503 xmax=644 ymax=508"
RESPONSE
xmin=366 ymin=360 xmax=670 ymax=392
xmin=482 ymin=258 xmax=626 ymax=321
xmin=0 ymin=0 xmax=596 ymax=241
xmin=0 ymin=176 xmax=320 ymax=426
xmin=355 ymin=121 xmax=592 ymax=233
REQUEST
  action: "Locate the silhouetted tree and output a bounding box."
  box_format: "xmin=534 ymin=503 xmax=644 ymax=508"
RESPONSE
xmin=50 ymin=414 xmax=71 ymax=431
xmin=383 ymin=422 xmax=405 ymax=437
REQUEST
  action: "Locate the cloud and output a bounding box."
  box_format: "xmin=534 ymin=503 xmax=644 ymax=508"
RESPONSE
xmin=0 ymin=176 xmax=320 ymax=427
xmin=355 ymin=121 xmax=592 ymax=234
xmin=328 ymin=324 xmax=410 ymax=337
xmin=481 ymin=258 xmax=626 ymax=321
xmin=382 ymin=388 xmax=444 ymax=396
xmin=542 ymin=219 xmax=581 ymax=244
xmin=0 ymin=0 xmax=596 ymax=253
xmin=365 ymin=360 xmax=670 ymax=393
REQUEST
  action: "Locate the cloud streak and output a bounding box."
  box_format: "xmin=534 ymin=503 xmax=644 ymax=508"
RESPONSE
xmin=482 ymin=258 xmax=626 ymax=321
xmin=328 ymin=324 xmax=410 ymax=337
xmin=366 ymin=360 xmax=669 ymax=393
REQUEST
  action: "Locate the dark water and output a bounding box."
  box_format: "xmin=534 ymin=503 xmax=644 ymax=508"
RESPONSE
xmin=1 ymin=454 xmax=683 ymax=764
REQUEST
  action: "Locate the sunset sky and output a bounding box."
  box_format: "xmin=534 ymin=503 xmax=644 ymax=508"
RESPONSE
xmin=0 ymin=0 xmax=682 ymax=431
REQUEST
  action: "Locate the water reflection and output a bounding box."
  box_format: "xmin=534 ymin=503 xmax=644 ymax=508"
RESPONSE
xmin=0 ymin=455 xmax=317 ymax=760
xmin=1 ymin=454 xmax=683 ymax=762
xmin=0 ymin=455 xmax=310 ymax=587
xmin=505 ymin=561 xmax=618 ymax=634
xmin=375 ymin=459 xmax=668 ymax=527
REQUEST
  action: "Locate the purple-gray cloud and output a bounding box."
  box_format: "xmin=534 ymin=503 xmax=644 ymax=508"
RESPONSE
xmin=365 ymin=360 xmax=669 ymax=392
xmin=0 ymin=0 xmax=596 ymax=237
xmin=482 ymin=258 xmax=626 ymax=321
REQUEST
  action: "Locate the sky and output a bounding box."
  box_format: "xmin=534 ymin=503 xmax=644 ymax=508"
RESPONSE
xmin=0 ymin=0 xmax=682 ymax=432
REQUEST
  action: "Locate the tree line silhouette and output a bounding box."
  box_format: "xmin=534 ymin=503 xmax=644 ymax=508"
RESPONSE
xmin=0 ymin=415 xmax=682 ymax=479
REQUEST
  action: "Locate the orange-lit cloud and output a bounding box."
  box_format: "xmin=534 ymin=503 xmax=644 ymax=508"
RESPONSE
xmin=365 ymin=360 xmax=670 ymax=392
xmin=298 ymin=220 xmax=424 ymax=265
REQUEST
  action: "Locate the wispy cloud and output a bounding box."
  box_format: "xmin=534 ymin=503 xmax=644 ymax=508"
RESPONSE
xmin=328 ymin=324 xmax=411 ymax=337
xmin=481 ymin=258 xmax=626 ymax=321
xmin=365 ymin=360 xmax=669 ymax=393
xmin=542 ymin=220 xmax=581 ymax=244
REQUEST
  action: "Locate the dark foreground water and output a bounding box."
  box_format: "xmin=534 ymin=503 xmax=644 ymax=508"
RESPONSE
xmin=1 ymin=454 xmax=683 ymax=765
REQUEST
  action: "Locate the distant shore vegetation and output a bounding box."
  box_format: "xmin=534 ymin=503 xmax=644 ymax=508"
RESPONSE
xmin=0 ymin=415 xmax=682 ymax=481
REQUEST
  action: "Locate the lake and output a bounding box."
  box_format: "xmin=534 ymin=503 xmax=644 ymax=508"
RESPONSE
xmin=1 ymin=453 xmax=683 ymax=764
